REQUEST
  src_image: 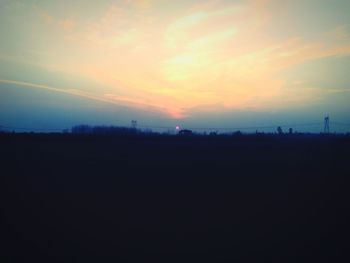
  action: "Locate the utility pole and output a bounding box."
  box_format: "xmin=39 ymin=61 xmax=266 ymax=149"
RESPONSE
xmin=324 ymin=115 xmax=330 ymax=134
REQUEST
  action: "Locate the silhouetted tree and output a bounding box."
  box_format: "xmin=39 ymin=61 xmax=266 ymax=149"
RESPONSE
xmin=71 ymin=125 xmax=139 ymax=135
xmin=232 ymin=131 xmax=242 ymax=137
xmin=71 ymin=125 xmax=92 ymax=134
xmin=277 ymin=126 xmax=283 ymax=135
xmin=178 ymin=129 xmax=193 ymax=136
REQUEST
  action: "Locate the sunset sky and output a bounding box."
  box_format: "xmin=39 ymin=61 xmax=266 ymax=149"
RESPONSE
xmin=1 ymin=0 xmax=350 ymax=132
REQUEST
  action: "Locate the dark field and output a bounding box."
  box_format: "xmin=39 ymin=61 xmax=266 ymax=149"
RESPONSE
xmin=1 ymin=133 xmax=349 ymax=262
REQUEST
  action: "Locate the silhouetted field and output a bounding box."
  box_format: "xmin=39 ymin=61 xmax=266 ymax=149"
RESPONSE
xmin=1 ymin=133 xmax=349 ymax=262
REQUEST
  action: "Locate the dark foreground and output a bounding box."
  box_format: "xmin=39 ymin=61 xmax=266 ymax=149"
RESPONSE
xmin=1 ymin=133 xmax=349 ymax=262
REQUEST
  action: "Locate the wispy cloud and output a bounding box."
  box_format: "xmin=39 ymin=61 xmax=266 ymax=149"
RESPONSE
xmin=2 ymin=0 xmax=350 ymax=118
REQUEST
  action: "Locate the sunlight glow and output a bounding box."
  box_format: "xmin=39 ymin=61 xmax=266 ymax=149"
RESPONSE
xmin=1 ymin=0 xmax=350 ymax=119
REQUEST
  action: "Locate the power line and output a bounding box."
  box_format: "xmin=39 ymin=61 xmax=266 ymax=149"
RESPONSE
xmin=1 ymin=126 xmax=67 ymax=132
xmin=1 ymin=121 xmax=349 ymax=133
xmin=185 ymin=123 xmax=323 ymax=131
xmin=139 ymin=122 xmax=322 ymax=131
xmin=1 ymin=123 xmax=322 ymax=132
xmin=332 ymin=121 xmax=350 ymax=126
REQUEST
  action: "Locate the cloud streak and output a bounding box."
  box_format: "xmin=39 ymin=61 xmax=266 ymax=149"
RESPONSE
xmin=1 ymin=0 xmax=350 ymax=119
xmin=0 ymin=79 xmax=172 ymax=116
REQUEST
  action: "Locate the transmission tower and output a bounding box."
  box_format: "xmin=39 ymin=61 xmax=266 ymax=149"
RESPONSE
xmin=324 ymin=115 xmax=330 ymax=134
xmin=131 ymin=120 xmax=137 ymax=129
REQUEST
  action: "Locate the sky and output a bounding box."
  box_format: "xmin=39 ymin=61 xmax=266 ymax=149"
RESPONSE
xmin=1 ymin=0 xmax=350 ymax=133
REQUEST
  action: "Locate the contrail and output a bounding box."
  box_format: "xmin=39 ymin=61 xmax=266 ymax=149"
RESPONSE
xmin=0 ymin=79 xmax=116 ymax=103
xmin=0 ymin=79 xmax=168 ymax=115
